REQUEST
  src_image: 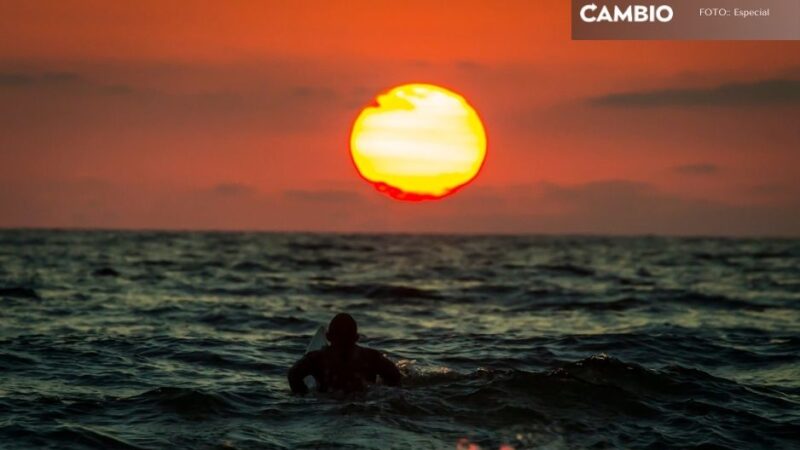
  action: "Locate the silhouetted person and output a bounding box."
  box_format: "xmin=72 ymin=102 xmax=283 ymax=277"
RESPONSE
xmin=288 ymin=313 xmax=402 ymax=394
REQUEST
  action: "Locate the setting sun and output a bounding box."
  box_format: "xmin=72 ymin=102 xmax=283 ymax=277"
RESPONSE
xmin=350 ymin=84 xmax=487 ymax=201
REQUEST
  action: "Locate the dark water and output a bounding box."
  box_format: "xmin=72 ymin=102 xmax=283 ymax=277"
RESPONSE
xmin=1 ymin=231 xmax=799 ymax=449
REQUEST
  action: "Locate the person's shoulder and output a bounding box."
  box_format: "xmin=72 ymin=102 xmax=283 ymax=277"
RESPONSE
xmin=357 ymin=346 xmax=384 ymax=359
xmin=300 ymin=349 xmax=326 ymax=363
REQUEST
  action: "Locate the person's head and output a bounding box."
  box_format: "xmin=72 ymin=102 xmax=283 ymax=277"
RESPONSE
xmin=326 ymin=313 xmax=359 ymax=346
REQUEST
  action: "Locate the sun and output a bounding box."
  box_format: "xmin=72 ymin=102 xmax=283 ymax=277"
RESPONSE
xmin=350 ymin=84 xmax=487 ymax=201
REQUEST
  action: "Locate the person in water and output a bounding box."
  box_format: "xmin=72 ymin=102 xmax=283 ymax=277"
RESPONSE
xmin=288 ymin=313 xmax=402 ymax=394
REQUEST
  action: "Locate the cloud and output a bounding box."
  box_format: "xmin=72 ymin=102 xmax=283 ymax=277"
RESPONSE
xmin=0 ymin=180 xmax=371 ymax=231
xmin=455 ymin=60 xmax=484 ymax=71
xmin=539 ymin=180 xmax=654 ymax=204
xmin=590 ymin=79 xmax=800 ymax=107
xmin=0 ymin=70 xmax=133 ymax=94
xmin=290 ymin=85 xmax=337 ymax=99
xmin=1 ymin=179 xmax=798 ymax=236
xmin=0 ymin=65 xmax=358 ymax=143
xmin=386 ymin=180 xmax=800 ymax=236
xmin=0 ymin=69 xmax=329 ymax=103
xmin=530 ymin=180 xmax=800 ymax=236
xmin=283 ymin=189 xmax=363 ymax=203
xmin=0 ymin=71 xmax=78 ymax=86
xmin=748 ymin=183 xmax=786 ymax=195
xmin=210 ymin=183 xmax=257 ymax=196
xmin=673 ymin=163 xmax=720 ymax=175
xmin=0 ymin=73 xmax=36 ymax=85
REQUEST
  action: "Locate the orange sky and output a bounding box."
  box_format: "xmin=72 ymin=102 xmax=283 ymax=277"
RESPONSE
xmin=1 ymin=1 xmax=799 ymax=234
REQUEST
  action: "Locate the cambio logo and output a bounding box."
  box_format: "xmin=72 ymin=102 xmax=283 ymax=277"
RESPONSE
xmin=580 ymin=3 xmax=674 ymax=22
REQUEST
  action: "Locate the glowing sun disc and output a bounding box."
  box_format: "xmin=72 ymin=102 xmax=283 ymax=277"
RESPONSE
xmin=350 ymin=83 xmax=487 ymax=201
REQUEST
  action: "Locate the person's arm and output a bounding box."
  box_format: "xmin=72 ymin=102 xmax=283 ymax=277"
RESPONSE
xmin=287 ymin=353 xmax=315 ymax=394
xmin=374 ymin=351 xmax=402 ymax=387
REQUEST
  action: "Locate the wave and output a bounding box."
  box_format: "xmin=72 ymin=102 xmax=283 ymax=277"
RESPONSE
xmin=0 ymin=350 xmax=39 ymax=369
xmin=514 ymin=297 xmax=645 ymax=312
xmin=46 ymin=425 xmax=145 ymax=450
xmin=126 ymin=387 xmax=237 ymax=417
xmin=4 ymin=352 xmax=797 ymax=449
xmin=311 ymin=282 xmax=443 ymax=301
xmin=231 ymin=261 xmax=268 ymax=272
xmin=197 ymin=313 xmax=311 ymax=331
xmin=512 ymin=290 xmax=787 ymax=312
xmin=92 ymin=267 xmax=120 ymax=277
xmin=398 ymin=354 xmax=797 ymax=415
xmin=202 ymin=285 xmax=288 ymax=296
xmin=373 ymin=354 xmax=799 ymax=449
xmin=2 ymin=424 xmax=145 ymax=450
xmin=666 ymin=291 xmax=774 ymax=311
xmin=537 ymin=263 xmax=596 ymax=277
xmin=0 ymin=286 xmax=40 ymax=300
xmin=2 ymin=231 xmax=799 ymax=450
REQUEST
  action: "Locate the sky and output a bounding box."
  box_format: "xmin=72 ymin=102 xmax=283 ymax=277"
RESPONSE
xmin=1 ymin=1 xmax=799 ymax=235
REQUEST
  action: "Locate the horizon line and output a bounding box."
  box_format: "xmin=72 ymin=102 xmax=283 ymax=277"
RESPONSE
xmin=1 ymin=226 xmax=798 ymax=240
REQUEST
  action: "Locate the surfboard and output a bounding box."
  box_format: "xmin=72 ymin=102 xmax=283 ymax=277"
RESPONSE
xmin=306 ymin=325 xmax=328 ymax=354
xmin=304 ymin=326 xmax=328 ymax=389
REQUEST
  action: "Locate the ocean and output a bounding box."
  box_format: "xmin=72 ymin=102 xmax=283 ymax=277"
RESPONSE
xmin=1 ymin=230 xmax=798 ymax=449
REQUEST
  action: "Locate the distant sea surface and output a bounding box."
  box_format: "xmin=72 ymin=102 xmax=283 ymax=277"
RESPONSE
xmin=1 ymin=230 xmax=799 ymax=449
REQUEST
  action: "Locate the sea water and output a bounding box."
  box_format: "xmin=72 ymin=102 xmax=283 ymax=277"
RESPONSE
xmin=1 ymin=231 xmax=798 ymax=449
